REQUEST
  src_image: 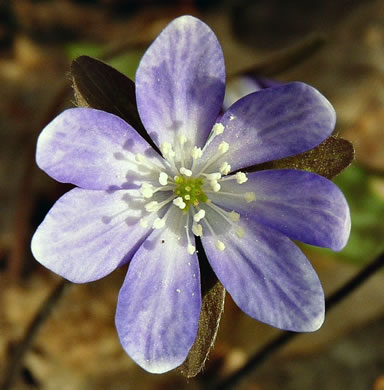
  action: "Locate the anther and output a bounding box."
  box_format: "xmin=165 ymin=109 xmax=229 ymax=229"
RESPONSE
xmin=191 ymin=146 xmax=203 ymax=160
xmin=187 ymin=244 xmax=196 ymax=255
xmin=180 ymin=167 xmax=192 ymax=177
xmin=235 ymin=172 xmax=248 ymax=184
xmin=193 ymin=209 xmax=206 ymax=222
xmin=218 ymin=141 xmax=229 ymax=154
xmin=220 ymin=162 xmax=231 ymax=175
xmin=215 ymin=240 xmax=226 ymax=251
xmin=212 ymin=123 xmax=225 ymax=135
xmin=139 ymin=219 xmax=148 ymax=228
xmin=192 ymin=223 xmax=203 ymax=236
xmin=173 ymin=197 xmax=186 ymax=210
xmin=160 ymin=142 xmax=175 ymax=159
xmin=135 ymin=153 xmax=145 ymax=162
xmin=244 ymin=192 xmax=256 ymax=203
xmin=236 ymin=227 xmax=245 ymax=238
xmin=210 ymin=180 xmax=221 ymax=192
xmin=145 ymin=201 xmax=159 ymax=212
xmin=178 ymin=135 xmax=188 ymax=145
xmin=228 ymin=211 xmax=240 ymax=222
xmin=159 ymin=172 xmax=168 ymax=185
xmin=140 ymin=183 xmax=155 ymax=198
xmin=204 ymin=172 xmax=221 ymax=181
xmin=152 ymin=218 xmax=165 ymax=229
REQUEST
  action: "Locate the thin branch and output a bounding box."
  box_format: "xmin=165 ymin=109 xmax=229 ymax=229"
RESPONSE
xmin=1 ymin=279 xmax=70 ymax=390
xmin=211 ymin=251 xmax=384 ymax=390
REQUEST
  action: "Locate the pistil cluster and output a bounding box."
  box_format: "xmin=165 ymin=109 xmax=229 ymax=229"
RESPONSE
xmin=135 ymin=123 xmax=255 ymax=255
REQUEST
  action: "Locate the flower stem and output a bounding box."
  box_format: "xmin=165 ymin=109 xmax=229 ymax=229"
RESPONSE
xmin=210 ymin=251 xmax=384 ymax=390
xmin=0 ymin=279 xmax=70 ymax=390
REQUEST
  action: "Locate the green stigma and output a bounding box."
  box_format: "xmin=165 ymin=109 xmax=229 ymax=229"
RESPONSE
xmin=174 ymin=175 xmax=208 ymax=210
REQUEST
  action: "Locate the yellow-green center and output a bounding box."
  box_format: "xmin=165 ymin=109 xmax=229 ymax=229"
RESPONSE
xmin=174 ymin=175 xmax=208 ymax=210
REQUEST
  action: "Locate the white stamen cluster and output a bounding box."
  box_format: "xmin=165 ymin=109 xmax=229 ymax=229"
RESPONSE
xmin=131 ymin=122 xmax=253 ymax=255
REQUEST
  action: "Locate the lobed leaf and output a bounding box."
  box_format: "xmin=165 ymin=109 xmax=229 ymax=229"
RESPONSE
xmin=70 ymin=55 xmax=159 ymax=153
xmin=245 ymin=136 xmax=355 ymax=180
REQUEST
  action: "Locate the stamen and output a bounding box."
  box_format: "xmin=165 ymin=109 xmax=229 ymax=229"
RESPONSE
xmin=139 ymin=219 xmax=148 ymax=228
xmin=210 ymin=180 xmax=221 ymax=192
xmin=235 ymin=171 xmax=248 ymax=184
xmin=185 ymin=213 xmax=195 ymax=255
xmin=218 ymin=141 xmax=229 ymax=154
xmin=204 ymin=172 xmax=221 ymax=181
xmin=191 ymin=146 xmax=203 ymax=160
xmin=236 ymin=227 xmax=245 ymax=238
xmin=219 ymin=162 xmax=231 ymax=175
xmin=196 ymin=141 xmax=230 ymax=176
xmin=140 ymin=183 xmax=155 ymax=198
xmin=152 ymin=218 xmax=165 ymax=229
xmin=212 ymin=123 xmax=225 ymax=135
xmin=206 ymin=202 xmax=242 ymax=230
xmin=160 ymin=142 xmax=176 ymax=159
xmin=229 ymin=210 xmax=240 ymax=222
xmin=215 ymin=240 xmax=226 ymax=251
xmin=159 ymin=172 xmax=168 ymax=185
xmin=134 ymin=153 xmax=163 ymax=173
xmin=202 ymin=216 xmax=226 ymax=252
xmin=145 ymin=201 xmax=159 ymax=212
xmin=244 ymin=192 xmax=256 ymax=203
xmin=180 ymin=167 xmax=192 ymax=177
xmin=192 ymin=223 xmax=203 ymax=236
xmin=178 ymin=135 xmax=188 ymax=145
xmin=193 ymin=209 xmax=206 ymax=222
xmin=173 ymin=197 xmax=186 ymax=210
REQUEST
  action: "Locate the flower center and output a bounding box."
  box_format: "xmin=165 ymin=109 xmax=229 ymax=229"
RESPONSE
xmin=173 ymin=176 xmax=208 ymax=210
xmin=133 ymin=122 xmax=256 ymax=255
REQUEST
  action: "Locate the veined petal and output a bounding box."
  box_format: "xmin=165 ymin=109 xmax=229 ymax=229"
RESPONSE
xmin=31 ymin=188 xmax=153 ymax=283
xmin=115 ymin=227 xmax=201 ymax=373
xmin=209 ymin=169 xmax=350 ymax=251
xmin=203 ymin=82 xmax=336 ymax=172
xmin=36 ymin=108 xmax=164 ymax=190
xmin=202 ymin=218 xmax=324 ymax=331
xmin=135 ymin=15 xmax=225 ymax=149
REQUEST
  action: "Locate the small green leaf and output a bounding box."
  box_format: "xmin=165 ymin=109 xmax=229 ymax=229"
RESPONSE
xmin=70 ymin=55 xmax=159 ymax=153
xmin=245 ymin=136 xmax=355 ymax=180
xmin=178 ymin=238 xmax=225 ymax=378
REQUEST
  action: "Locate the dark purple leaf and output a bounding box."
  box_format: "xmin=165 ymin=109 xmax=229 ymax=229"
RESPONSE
xmin=70 ymin=55 xmax=159 ymax=153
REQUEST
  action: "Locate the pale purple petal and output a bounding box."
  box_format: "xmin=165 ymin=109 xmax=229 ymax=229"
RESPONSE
xmin=201 ymin=218 xmax=324 ymax=331
xmin=208 ymin=169 xmax=350 ymax=251
xmin=135 ymin=15 xmax=225 ymax=149
xmin=202 ymin=82 xmax=336 ymax=172
xmin=36 ymin=108 xmax=164 ymax=190
xmin=115 ymin=227 xmax=201 ymax=373
xmin=31 ymin=188 xmax=153 ymax=283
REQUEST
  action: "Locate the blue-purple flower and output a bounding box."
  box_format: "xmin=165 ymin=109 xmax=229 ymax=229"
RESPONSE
xmin=31 ymin=16 xmax=351 ymax=373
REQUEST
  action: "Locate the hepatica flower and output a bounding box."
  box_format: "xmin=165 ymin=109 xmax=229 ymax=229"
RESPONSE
xmin=31 ymin=16 xmax=351 ymax=373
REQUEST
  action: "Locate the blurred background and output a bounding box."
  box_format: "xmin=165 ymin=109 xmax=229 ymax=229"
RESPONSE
xmin=1 ymin=0 xmax=384 ymax=389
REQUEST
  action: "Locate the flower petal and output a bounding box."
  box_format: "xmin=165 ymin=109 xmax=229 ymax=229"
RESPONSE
xmin=201 ymin=218 xmax=324 ymax=331
xmin=36 ymin=108 xmax=164 ymax=190
xmin=31 ymin=188 xmax=153 ymax=283
xmin=135 ymin=15 xmax=225 ymax=149
xmin=203 ymin=82 xmax=336 ymax=172
xmin=115 ymin=227 xmax=201 ymax=373
xmin=209 ymin=169 xmax=350 ymax=251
